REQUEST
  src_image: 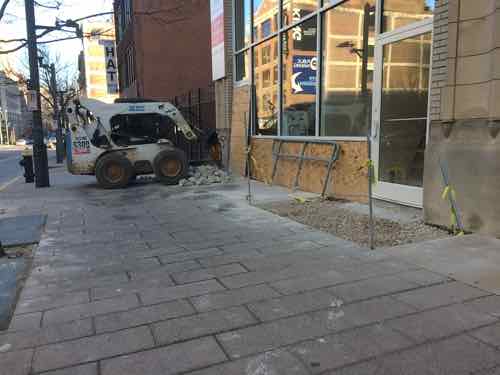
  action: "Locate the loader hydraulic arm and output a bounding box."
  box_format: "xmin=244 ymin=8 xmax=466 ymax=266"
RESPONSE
xmin=161 ymin=103 xmax=198 ymax=142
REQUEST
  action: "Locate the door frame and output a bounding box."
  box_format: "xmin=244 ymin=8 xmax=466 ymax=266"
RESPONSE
xmin=371 ymin=19 xmax=434 ymax=208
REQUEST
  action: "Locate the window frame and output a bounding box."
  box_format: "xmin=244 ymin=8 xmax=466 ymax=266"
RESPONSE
xmin=232 ymin=0 xmax=431 ymax=139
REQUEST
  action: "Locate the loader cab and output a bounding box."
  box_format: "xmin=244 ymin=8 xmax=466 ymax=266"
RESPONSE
xmin=109 ymin=113 xmax=176 ymax=147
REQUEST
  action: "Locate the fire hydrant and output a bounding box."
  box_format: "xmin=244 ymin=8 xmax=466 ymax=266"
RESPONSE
xmin=19 ymin=147 xmax=35 ymax=183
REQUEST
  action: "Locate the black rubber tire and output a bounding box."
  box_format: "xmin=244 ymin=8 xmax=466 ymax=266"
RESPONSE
xmin=153 ymin=148 xmax=188 ymax=185
xmin=95 ymin=152 xmax=133 ymax=189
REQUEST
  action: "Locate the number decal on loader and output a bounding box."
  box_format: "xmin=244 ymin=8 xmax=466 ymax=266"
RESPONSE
xmin=73 ymin=137 xmax=91 ymax=154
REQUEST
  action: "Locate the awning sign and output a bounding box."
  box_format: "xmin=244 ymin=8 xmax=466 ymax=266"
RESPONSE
xmin=210 ymin=0 xmax=225 ymax=81
xmin=292 ymin=55 xmax=317 ymax=95
xmin=99 ymin=40 xmax=119 ymax=94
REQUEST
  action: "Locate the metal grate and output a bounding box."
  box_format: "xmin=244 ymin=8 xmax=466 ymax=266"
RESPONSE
xmin=271 ymin=139 xmax=341 ymax=198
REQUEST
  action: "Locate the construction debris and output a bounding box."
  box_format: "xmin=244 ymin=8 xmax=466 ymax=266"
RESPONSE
xmin=178 ymin=165 xmax=232 ymax=187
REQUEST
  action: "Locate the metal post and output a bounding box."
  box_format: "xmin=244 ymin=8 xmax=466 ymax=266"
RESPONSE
xmin=361 ymin=4 xmax=371 ymax=94
xmin=56 ymin=91 xmax=65 ymax=163
xmin=367 ymin=135 xmax=375 ymax=250
xmin=49 ymin=64 xmax=62 ymax=164
xmin=25 ymin=0 xmax=50 ymax=187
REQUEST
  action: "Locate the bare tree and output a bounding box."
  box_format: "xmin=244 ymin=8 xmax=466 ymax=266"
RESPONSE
xmin=36 ymin=47 xmax=79 ymax=129
xmin=0 ymin=0 xmax=12 ymax=22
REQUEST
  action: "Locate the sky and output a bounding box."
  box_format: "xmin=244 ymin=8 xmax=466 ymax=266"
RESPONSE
xmin=1 ymin=0 xmax=113 ymax=75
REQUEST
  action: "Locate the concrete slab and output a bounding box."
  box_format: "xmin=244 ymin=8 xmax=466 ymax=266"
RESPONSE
xmin=0 ymin=258 xmax=27 ymax=330
xmin=0 ymin=215 xmax=46 ymax=247
xmin=384 ymin=235 xmax=500 ymax=294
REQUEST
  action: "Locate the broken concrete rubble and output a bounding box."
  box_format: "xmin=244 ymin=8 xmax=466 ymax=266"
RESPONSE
xmin=179 ymin=165 xmax=232 ymax=187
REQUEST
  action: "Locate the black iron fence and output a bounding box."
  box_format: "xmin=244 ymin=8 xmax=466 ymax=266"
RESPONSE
xmin=170 ymin=86 xmax=216 ymax=163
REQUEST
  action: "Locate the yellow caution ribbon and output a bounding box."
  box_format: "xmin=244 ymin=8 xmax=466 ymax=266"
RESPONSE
xmin=366 ymin=159 xmax=377 ymax=185
xmin=294 ymin=196 xmax=310 ymax=204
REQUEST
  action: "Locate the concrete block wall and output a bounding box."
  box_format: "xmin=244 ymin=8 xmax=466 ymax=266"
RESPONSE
xmin=430 ymin=0 xmax=450 ymax=122
xmin=424 ymin=0 xmax=500 ymax=237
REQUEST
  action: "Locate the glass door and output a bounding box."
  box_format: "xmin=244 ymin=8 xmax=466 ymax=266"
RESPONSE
xmin=372 ymin=24 xmax=433 ymax=207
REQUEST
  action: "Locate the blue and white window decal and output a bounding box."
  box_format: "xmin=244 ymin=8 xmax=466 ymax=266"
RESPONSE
xmin=291 ymin=55 xmax=317 ymax=95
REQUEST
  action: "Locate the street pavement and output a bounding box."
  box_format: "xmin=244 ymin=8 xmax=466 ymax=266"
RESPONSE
xmin=0 ymin=147 xmax=23 ymax=188
xmin=0 ymin=167 xmax=500 ymax=375
xmin=0 ymin=147 xmax=56 ymax=189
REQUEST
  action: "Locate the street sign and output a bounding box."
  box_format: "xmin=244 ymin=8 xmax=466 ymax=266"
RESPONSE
xmin=26 ymin=90 xmax=38 ymax=111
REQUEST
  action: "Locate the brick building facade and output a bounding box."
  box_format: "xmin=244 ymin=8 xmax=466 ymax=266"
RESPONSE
xmin=213 ymin=0 xmax=500 ymax=237
xmin=114 ymin=0 xmax=213 ymax=100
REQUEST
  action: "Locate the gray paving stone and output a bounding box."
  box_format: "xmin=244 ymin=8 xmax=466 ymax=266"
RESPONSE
xmin=129 ymin=260 xmax=201 ymax=281
xmin=8 ymin=311 xmax=42 ymax=331
xmin=0 ymin=318 xmax=92 ymax=352
xmin=172 ymin=263 xmax=247 ymax=284
xmin=290 ymin=324 xmax=413 ymax=373
xmin=257 ymin=240 xmax=323 ymax=255
xmin=219 ymin=260 xmax=345 ymax=289
xmin=15 ymin=291 xmax=90 ymax=314
xmin=0 ymin=348 xmax=33 ymax=375
xmin=191 ymin=284 xmax=280 ymax=312
xmin=100 ymin=336 xmax=227 ymax=375
xmin=328 ymin=334 xmax=500 ymax=375
xmin=469 ymin=322 xmax=500 ymax=349
xmin=158 ymin=248 xmax=222 ymax=264
xmin=20 ymin=273 xmax=130 ymax=299
xmin=41 ymin=362 xmax=98 ymax=375
xmin=91 ymin=276 xmax=175 ymax=300
xmin=328 ymin=275 xmax=420 ymax=303
xmin=198 ymin=250 xmax=264 ymax=267
xmin=216 ymin=307 xmax=367 ymax=360
xmin=187 ymin=349 xmax=310 ymax=375
xmin=337 ymin=296 xmax=417 ymax=325
xmin=474 ymin=367 xmax=500 ymax=375
xmin=270 ymin=270 xmax=347 ymax=295
xmin=212 ymin=315 xmax=297 ymax=359
xmin=43 ymin=295 xmax=140 ymax=326
xmin=465 ymin=295 xmax=500 ymax=318
xmin=95 ymin=299 xmax=195 ymax=334
xmin=396 ymin=269 xmax=451 ymax=286
xmin=153 ymin=306 xmax=256 ymax=345
xmin=33 ymin=326 xmax=154 ymax=373
xmin=393 ymin=281 xmax=489 ymax=310
xmin=140 ymin=279 xmax=225 ymax=305
xmin=248 ymin=289 xmax=339 ymax=321
xmin=388 ymin=303 xmax=496 ymax=344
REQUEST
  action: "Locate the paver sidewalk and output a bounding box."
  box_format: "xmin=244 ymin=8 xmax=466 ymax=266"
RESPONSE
xmin=1 ymin=168 xmax=500 ymax=375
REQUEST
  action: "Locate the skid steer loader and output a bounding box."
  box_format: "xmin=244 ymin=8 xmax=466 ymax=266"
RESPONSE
xmin=65 ymin=98 xmax=198 ymax=189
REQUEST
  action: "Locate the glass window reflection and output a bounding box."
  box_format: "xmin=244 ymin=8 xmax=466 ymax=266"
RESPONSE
xmin=320 ymin=0 xmax=376 ymax=137
xmin=282 ymin=0 xmax=318 ymax=27
xmin=382 ymin=0 xmax=435 ymax=33
xmin=253 ymin=0 xmax=278 ymax=42
xmin=255 ymin=37 xmax=279 ymax=135
xmin=282 ymin=17 xmax=318 ymax=136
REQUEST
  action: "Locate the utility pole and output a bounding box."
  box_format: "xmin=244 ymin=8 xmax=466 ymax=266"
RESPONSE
xmin=56 ymin=90 xmax=65 ymax=163
xmin=25 ymin=0 xmax=50 ymax=187
xmin=48 ymin=63 xmax=63 ymax=164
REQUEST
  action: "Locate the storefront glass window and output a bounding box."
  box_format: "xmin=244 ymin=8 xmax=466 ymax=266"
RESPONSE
xmin=320 ymin=0 xmax=376 ymax=137
xmin=382 ymin=0 xmax=435 ymax=33
xmin=235 ymin=50 xmax=251 ymax=82
xmin=282 ymin=0 xmax=318 ymax=27
xmin=254 ymin=0 xmax=278 ymax=42
xmin=282 ymin=17 xmax=317 ymax=136
xmin=235 ymin=0 xmax=251 ymax=51
xmin=255 ymin=37 xmax=279 ymax=135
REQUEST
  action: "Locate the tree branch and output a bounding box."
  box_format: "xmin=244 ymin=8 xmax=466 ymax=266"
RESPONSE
xmin=0 ymin=0 xmax=11 ymax=22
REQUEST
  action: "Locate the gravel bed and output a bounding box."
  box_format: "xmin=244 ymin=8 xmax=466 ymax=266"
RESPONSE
xmin=258 ymin=198 xmax=451 ymax=248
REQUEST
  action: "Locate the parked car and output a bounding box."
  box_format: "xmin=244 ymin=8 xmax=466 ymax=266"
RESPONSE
xmin=16 ymin=139 xmax=27 ymax=146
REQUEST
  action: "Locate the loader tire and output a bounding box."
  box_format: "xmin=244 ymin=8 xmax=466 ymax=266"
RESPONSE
xmin=153 ymin=148 xmax=187 ymax=185
xmin=95 ymin=152 xmax=133 ymax=189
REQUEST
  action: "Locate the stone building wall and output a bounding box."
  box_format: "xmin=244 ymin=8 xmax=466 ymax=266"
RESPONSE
xmin=424 ymin=0 xmax=500 ymax=236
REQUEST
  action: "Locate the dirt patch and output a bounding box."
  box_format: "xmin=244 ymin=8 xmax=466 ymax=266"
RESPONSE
xmin=258 ymin=198 xmax=451 ymax=248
